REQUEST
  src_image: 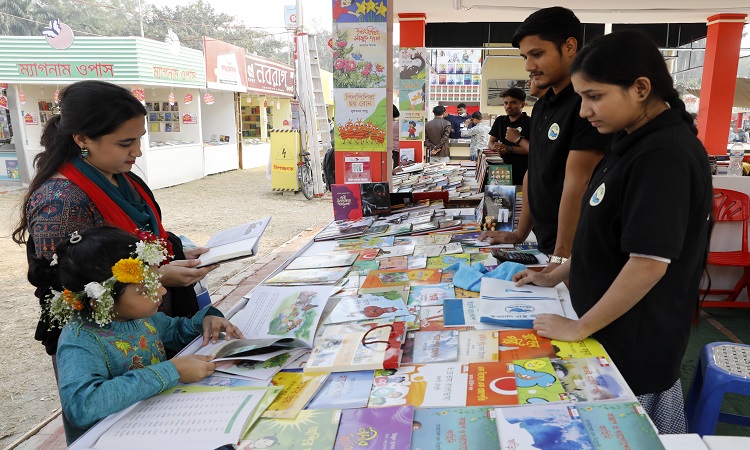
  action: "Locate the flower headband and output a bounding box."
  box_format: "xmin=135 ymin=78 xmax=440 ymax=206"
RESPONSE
xmin=46 ymin=231 xmax=171 ymax=327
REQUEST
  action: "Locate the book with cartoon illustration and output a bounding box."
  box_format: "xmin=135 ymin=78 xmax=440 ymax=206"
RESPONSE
xmin=410 ymin=330 xmax=460 ymax=364
xmin=262 ymin=371 xmax=329 ymax=419
xmin=240 ymin=409 xmax=341 ymax=450
xmin=407 ymin=282 xmax=455 ymax=306
xmin=326 ymin=291 xmax=410 ymax=324
xmin=552 ymin=357 xmax=635 ymax=403
xmin=495 ymin=403 xmax=594 ymax=450
xmin=361 ymin=268 xmax=443 ymax=290
xmin=513 ymin=357 xmax=568 ymax=404
xmin=497 ymin=329 xmax=556 ymax=362
xmin=334 ymin=406 xmax=414 ymax=450
xmin=189 ymin=285 xmax=334 ymax=360
xmin=369 ymin=363 xmax=468 ymax=408
xmin=411 ymin=407 xmax=500 ymax=450
xmin=552 ymin=337 xmax=609 ymax=359
xmin=306 ymin=370 xmax=375 ymax=410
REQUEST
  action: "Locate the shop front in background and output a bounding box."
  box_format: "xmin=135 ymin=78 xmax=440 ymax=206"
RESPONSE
xmin=0 ymin=36 xmax=206 ymax=188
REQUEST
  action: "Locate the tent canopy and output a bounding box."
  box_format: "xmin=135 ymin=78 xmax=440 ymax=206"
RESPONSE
xmin=687 ymin=78 xmax=750 ymax=108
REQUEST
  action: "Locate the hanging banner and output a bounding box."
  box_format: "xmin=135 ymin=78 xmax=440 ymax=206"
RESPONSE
xmin=203 ymin=37 xmax=247 ymax=92
xmin=332 ymin=23 xmax=387 ymax=89
xmin=334 ymin=88 xmax=387 ymax=152
xmin=245 ymin=54 xmax=294 ymax=97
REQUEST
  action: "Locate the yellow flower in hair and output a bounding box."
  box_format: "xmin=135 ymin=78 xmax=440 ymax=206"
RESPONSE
xmin=112 ymin=258 xmax=145 ymax=284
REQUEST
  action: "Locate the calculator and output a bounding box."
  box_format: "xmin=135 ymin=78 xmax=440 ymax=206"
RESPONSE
xmin=491 ymin=250 xmax=539 ymax=264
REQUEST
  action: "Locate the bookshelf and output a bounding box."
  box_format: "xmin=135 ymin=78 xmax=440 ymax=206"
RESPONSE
xmin=146 ymin=102 xmax=181 ymax=133
xmin=241 ymin=105 xmax=262 ymax=138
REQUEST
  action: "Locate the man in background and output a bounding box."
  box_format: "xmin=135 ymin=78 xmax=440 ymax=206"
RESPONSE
xmin=461 ymin=111 xmax=491 ymax=161
xmin=446 ymin=103 xmax=471 ymax=139
xmin=488 ymin=87 xmax=531 ymax=185
xmin=424 ymin=105 xmax=452 ymax=163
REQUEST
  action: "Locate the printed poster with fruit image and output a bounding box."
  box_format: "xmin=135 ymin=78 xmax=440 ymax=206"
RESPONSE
xmin=334 ymin=88 xmax=388 ymax=152
xmin=333 ymin=23 xmax=387 ymax=89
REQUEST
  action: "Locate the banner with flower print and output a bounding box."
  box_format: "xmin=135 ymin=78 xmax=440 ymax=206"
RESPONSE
xmin=333 ymin=23 xmax=387 ymax=89
xmin=334 ymin=88 xmax=388 ymax=152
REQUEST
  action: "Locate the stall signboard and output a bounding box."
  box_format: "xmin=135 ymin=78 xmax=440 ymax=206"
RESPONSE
xmin=203 ymin=37 xmax=247 ymax=92
xmin=0 ymin=36 xmax=206 ymax=87
xmin=245 ymin=54 xmax=294 ymax=97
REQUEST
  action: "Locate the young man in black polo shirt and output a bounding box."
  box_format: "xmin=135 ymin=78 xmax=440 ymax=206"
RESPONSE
xmin=479 ymin=6 xmax=609 ymax=272
xmin=488 ymin=87 xmax=530 ymax=186
xmin=446 ymin=103 xmax=471 ymax=139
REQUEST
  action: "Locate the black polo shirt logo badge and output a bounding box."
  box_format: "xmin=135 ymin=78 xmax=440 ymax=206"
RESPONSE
xmin=590 ymin=183 xmax=606 ymax=206
xmin=548 ymin=123 xmax=560 ymax=140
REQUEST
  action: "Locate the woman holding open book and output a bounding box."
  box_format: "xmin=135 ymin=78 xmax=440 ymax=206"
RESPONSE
xmin=12 ymin=81 xmax=218 ymax=360
xmin=512 ymin=31 xmax=712 ymax=434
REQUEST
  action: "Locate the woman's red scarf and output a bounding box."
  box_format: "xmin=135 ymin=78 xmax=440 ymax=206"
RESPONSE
xmin=59 ymin=162 xmax=168 ymax=239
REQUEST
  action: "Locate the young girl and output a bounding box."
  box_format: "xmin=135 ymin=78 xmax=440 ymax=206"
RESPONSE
xmin=513 ymin=30 xmax=712 ymax=434
xmin=50 ymin=226 xmax=243 ymax=444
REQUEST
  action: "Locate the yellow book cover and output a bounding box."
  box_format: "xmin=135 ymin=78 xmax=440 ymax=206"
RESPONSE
xmin=262 ymin=372 xmax=328 ymax=419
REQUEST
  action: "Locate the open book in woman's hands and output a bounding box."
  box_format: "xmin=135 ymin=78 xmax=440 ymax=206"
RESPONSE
xmin=196 ymin=217 xmax=271 ymax=267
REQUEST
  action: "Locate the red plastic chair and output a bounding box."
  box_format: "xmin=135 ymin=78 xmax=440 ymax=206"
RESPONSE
xmin=702 ymin=188 xmax=750 ymax=307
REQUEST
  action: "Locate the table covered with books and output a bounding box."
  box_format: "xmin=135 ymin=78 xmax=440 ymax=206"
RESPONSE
xmin=70 ymin=193 xmax=668 ymax=450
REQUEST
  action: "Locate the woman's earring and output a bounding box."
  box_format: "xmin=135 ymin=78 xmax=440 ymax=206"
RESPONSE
xmin=80 ymin=147 xmax=89 ymax=158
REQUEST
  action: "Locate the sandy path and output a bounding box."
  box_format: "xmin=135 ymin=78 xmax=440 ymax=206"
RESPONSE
xmin=0 ymin=167 xmax=333 ymax=447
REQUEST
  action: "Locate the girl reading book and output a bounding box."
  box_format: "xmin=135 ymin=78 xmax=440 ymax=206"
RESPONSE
xmin=512 ymin=31 xmax=712 ymax=434
xmin=50 ymin=226 xmax=243 ymax=444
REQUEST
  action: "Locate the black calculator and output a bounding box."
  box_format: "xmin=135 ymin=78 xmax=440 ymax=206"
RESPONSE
xmin=491 ymin=250 xmax=539 ymax=264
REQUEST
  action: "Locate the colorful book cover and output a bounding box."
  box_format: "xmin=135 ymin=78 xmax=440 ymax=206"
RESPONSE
xmin=466 ymin=362 xmax=518 ymax=406
xmin=332 ymin=184 xmax=364 ymax=221
xmin=332 ymin=0 xmax=388 ymax=23
xmin=552 ymin=357 xmax=634 ymax=403
xmin=459 ymin=330 xmax=500 ymax=363
xmin=484 ymin=185 xmax=517 ymax=232
xmin=334 ymin=406 xmax=414 ymax=450
xmin=327 ymin=292 xmax=409 ymax=324
xmin=495 ymin=403 xmax=594 ymax=450
xmin=418 ymin=305 xmax=453 ymax=331
xmin=369 ymin=363 xmax=468 ymax=408
xmin=337 ymin=235 xmax=395 ymax=250
xmin=577 ymin=402 xmax=664 ymax=450
xmin=514 ymin=358 xmax=568 ymax=404
xmin=426 ymin=253 xmax=471 ymax=269
xmin=241 ymin=408 xmax=341 ymax=450
xmin=286 ymin=252 xmax=358 ymax=270
xmin=263 ymin=372 xmax=329 ymax=419
xmin=407 ymin=255 xmax=428 ymax=269
xmin=407 ymin=282 xmax=455 ymax=306
xmin=411 ymin=407 xmax=500 ymax=450
xmin=360 ymin=182 xmax=391 ymax=216
xmin=351 ymin=258 xmax=380 ymax=275
xmin=264 ymin=267 xmax=350 ymax=285
xmin=498 ymin=329 xmax=556 ymax=362
xmin=378 ymin=256 xmax=408 ymax=270
xmin=361 ymin=268 xmax=442 ymax=290
xmin=356 ymin=285 xmax=411 ymax=301
xmin=552 ymin=338 xmax=608 ymax=359
xmin=487 ymin=164 xmax=513 ymax=186
xmin=400 ymin=331 xmax=415 ymax=364
xmin=332 ymin=22 xmax=388 ymax=88
xmin=411 ymin=330 xmax=460 ymax=364
xmin=305 ymin=322 xmax=405 ymax=373
xmin=333 ymin=92 xmax=387 ymax=151
xmin=306 ymin=370 xmax=375 ymax=410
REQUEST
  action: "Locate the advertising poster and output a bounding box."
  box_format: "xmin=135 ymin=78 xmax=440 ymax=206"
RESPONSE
xmin=333 ymin=23 xmax=387 ymax=89
xmin=399 ymin=111 xmax=424 ymax=141
xmin=334 ymin=89 xmax=387 ymax=152
xmin=332 ymin=0 xmax=388 ymax=23
xmin=343 ymin=156 xmax=372 ymax=183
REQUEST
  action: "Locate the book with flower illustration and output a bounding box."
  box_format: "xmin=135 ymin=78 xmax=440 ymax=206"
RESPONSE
xmin=196 ymin=216 xmax=271 ymax=267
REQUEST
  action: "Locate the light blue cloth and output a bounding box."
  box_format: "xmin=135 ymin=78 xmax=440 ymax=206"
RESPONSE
xmin=446 ymin=261 xmax=527 ymax=292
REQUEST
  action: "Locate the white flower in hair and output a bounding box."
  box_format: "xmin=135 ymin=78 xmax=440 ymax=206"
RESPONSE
xmin=135 ymin=240 xmax=168 ymax=266
xmin=84 ymin=282 xmax=106 ymax=300
xmin=50 ymin=254 xmax=58 ymax=266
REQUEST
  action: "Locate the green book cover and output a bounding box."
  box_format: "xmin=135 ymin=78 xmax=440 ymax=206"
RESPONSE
xmin=239 ymin=408 xmax=341 ymax=450
xmin=513 ymin=357 xmax=568 ymax=404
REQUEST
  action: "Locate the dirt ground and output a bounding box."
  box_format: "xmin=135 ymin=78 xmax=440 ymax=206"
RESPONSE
xmin=0 ymin=167 xmax=333 ymax=448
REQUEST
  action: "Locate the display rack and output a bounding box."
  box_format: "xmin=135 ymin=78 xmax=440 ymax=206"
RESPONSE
xmin=241 ymin=105 xmax=262 ymax=138
xmin=146 ymin=102 xmax=181 ymax=133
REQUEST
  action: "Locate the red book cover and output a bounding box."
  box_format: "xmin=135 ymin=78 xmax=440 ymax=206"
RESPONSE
xmin=465 ymin=362 xmax=518 ymax=406
xmin=497 ymin=329 xmax=556 ymax=362
xmin=331 ymin=184 xmax=363 ymax=221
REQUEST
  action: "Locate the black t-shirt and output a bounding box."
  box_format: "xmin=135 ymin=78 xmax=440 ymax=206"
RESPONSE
xmin=528 ymin=83 xmax=610 ymax=254
xmin=569 ymin=108 xmax=712 ymax=395
xmin=489 ymin=113 xmax=530 ymax=186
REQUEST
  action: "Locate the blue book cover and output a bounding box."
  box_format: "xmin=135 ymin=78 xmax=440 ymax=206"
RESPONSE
xmin=577 ymin=402 xmax=665 ymax=450
xmin=411 ymin=407 xmax=499 ymax=450
xmin=495 ymin=403 xmax=594 ymax=450
xmin=306 ymin=370 xmax=375 ymax=410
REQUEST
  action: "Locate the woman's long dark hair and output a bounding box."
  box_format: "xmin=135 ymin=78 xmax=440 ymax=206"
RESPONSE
xmin=569 ymin=30 xmax=698 ymax=136
xmin=12 ymin=80 xmax=147 ymax=244
xmin=54 ymin=226 xmax=138 ymax=309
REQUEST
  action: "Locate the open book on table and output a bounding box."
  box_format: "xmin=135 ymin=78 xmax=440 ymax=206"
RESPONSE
xmin=196 ymin=216 xmax=271 ymax=267
xmin=185 ymin=284 xmax=336 ymax=361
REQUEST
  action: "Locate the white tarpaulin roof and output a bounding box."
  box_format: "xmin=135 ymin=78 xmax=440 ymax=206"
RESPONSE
xmin=688 ymin=78 xmax=750 ymax=108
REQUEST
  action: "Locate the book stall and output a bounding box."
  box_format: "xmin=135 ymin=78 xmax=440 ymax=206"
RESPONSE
xmin=71 ymin=183 xmax=667 ymax=450
xmin=0 ymin=35 xmax=207 ymax=189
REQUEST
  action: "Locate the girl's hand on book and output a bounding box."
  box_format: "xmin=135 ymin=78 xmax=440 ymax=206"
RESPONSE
xmin=171 ymin=355 xmax=216 ymax=383
xmin=184 ymin=246 xmax=209 ymax=260
xmin=159 ymin=259 xmax=217 ymax=287
xmin=533 ymin=314 xmax=587 ymax=341
xmin=201 ymin=316 xmax=244 ymax=345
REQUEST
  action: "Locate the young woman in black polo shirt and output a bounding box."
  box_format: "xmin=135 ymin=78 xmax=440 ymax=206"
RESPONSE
xmin=513 ymin=30 xmax=712 ymax=434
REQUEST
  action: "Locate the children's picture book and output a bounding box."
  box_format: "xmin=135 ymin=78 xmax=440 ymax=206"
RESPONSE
xmin=369 ymin=363 xmax=468 ymax=408
xmin=410 ymin=330 xmax=460 ymax=364
xmin=552 ymin=357 xmax=635 ymax=403
xmin=407 ymin=254 xmax=428 ymax=269
xmin=495 ymin=403 xmax=594 ymax=450
xmin=378 ymin=256 xmax=408 ymax=270
xmin=334 ymin=406 xmax=414 ymax=450
xmin=306 ymin=370 xmax=375 ymax=410
xmin=360 ymin=182 xmax=391 ymax=216
xmin=514 ymin=358 xmax=568 ymax=404
xmin=577 ymin=402 xmax=665 ymax=450
xmin=196 ymin=216 xmax=271 ymax=267
xmin=262 ymin=371 xmax=329 ymax=419
xmin=213 ymin=349 xmax=309 ymax=381
xmin=240 ymin=409 xmax=341 ymax=450
xmin=552 ymin=337 xmax=608 ymax=359
xmin=285 ymin=252 xmax=358 ymax=270
xmin=465 ymin=362 xmax=518 ymax=407
xmin=487 ymin=164 xmax=513 ymax=186
xmin=498 ymin=329 xmax=556 ymax=362
xmin=458 ymin=330 xmax=500 ymax=363
xmin=426 ymin=253 xmax=471 ymax=269
xmin=336 ymin=235 xmax=395 ymax=249
xmin=189 ymin=285 xmax=333 ymax=360
xmin=93 ymin=389 xmax=267 ymax=450
xmin=479 ymin=279 xmax=564 ymax=328
xmin=361 ymin=268 xmax=443 ymax=290
xmin=264 ymin=267 xmax=350 ymax=285
xmin=377 ymin=244 xmax=416 ymax=257
xmin=326 ymin=291 xmax=409 ymax=324
xmin=411 ymin=407 xmax=500 ymax=450
xmin=412 ymin=244 xmax=445 ymax=257
xmin=332 ymin=183 xmax=365 ymax=221
xmin=305 ymin=322 xmax=405 ymax=373
xmin=407 ymin=282 xmax=456 ymax=306
xmin=334 ymin=89 xmax=388 ymax=151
